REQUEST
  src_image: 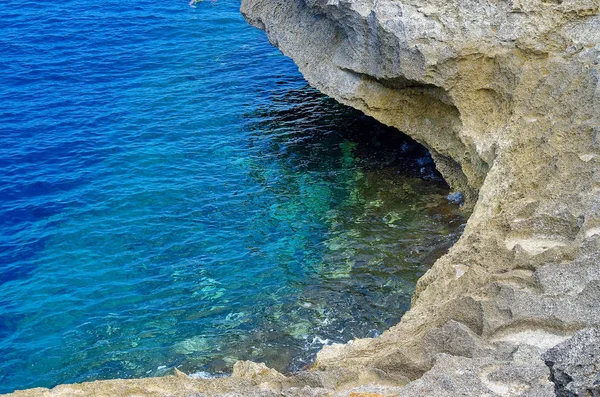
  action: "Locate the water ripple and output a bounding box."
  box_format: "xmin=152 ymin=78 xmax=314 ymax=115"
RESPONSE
xmin=0 ymin=0 xmax=464 ymax=393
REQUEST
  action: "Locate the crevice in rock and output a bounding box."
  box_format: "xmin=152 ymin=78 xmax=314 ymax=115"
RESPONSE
xmin=429 ymin=151 xmax=478 ymax=210
xmin=338 ymin=66 xmax=445 ymax=92
xmin=545 ymin=359 xmax=575 ymax=397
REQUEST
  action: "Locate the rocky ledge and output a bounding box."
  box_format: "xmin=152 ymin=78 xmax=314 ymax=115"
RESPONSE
xmin=6 ymin=0 xmax=600 ymax=396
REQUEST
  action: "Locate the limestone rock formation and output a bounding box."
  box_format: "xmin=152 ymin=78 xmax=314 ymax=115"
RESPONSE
xmin=543 ymin=327 xmax=600 ymax=396
xmin=235 ymin=0 xmax=600 ymax=394
xmin=5 ymin=0 xmax=600 ymax=395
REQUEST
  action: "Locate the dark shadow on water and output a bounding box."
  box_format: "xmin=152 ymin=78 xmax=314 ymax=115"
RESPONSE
xmin=244 ymin=85 xmax=444 ymax=182
xmin=0 ymin=79 xmax=466 ymax=392
xmin=177 ymin=84 xmax=468 ymax=374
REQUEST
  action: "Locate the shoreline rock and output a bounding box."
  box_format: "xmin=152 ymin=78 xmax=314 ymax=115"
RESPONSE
xmin=237 ymin=0 xmax=600 ymax=394
xmin=5 ymin=0 xmax=600 ymax=395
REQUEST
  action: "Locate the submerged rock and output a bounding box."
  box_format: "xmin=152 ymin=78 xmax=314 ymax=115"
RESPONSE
xmin=445 ymin=192 xmax=464 ymax=206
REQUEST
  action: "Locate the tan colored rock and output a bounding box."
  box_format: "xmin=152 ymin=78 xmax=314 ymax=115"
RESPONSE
xmin=232 ymin=361 xmax=287 ymax=390
xmin=239 ymin=0 xmax=600 ymax=392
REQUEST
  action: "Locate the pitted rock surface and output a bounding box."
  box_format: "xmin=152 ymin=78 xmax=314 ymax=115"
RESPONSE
xmin=235 ymin=0 xmax=600 ymax=393
xmin=543 ymin=327 xmax=600 ymax=396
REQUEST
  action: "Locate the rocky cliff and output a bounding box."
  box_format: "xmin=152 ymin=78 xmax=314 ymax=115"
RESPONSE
xmin=6 ymin=0 xmax=600 ymax=396
xmin=237 ymin=0 xmax=600 ymax=394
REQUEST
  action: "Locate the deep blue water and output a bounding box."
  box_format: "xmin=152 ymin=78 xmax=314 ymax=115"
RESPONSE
xmin=0 ymin=0 xmax=464 ymax=393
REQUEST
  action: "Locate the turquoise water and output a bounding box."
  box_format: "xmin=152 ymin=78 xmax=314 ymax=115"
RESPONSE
xmin=0 ymin=0 xmax=464 ymax=393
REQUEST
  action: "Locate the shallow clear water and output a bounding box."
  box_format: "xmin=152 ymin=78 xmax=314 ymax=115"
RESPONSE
xmin=0 ymin=0 xmax=464 ymax=393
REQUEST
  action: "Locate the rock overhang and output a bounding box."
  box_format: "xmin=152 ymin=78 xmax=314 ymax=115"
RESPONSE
xmin=238 ymin=0 xmax=600 ymax=394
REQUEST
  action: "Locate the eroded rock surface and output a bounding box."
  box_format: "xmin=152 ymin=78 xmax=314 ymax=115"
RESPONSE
xmin=4 ymin=0 xmax=600 ymax=395
xmin=543 ymin=327 xmax=600 ymax=396
xmin=236 ymin=0 xmax=600 ymax=394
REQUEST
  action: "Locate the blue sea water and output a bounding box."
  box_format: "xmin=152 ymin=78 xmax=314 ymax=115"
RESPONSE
xmin=0 ymin=0 xmax=465 ymax=393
